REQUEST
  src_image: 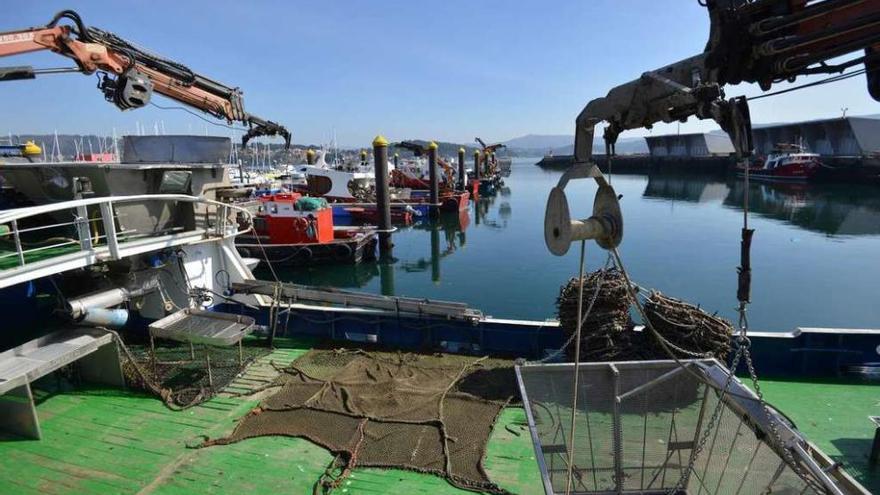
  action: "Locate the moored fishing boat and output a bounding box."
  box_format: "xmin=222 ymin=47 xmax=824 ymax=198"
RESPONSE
xmin=737 ymin=143 xmax=822 ymax=181
xmin=235 ymin=193 xmax=377 ymax=265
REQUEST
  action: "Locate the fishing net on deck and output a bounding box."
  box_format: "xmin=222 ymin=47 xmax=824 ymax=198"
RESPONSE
xmin=200 ymin=349 xmax=518 ymax=494
xmin=113 ymin=329 xmax=269 ymax=409
xmin=557 ymin=269 xmax=732 ymax=361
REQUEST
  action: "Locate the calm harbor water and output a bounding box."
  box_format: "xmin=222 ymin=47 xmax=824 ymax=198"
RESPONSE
xmin=269 ymin=158 xmax=880 ymax=332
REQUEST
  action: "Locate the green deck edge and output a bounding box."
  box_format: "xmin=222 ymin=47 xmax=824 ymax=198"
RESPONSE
xmin=751 ymin=377 xmax=880 ymax=492
xmin=0 ymin=338 xmax=542 ymax=495
xmin=0 ymin=339 xmax=875 ymax=494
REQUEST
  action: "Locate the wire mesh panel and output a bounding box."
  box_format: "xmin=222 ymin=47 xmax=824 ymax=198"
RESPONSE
xmin=516 ymin=359 xmax=858 ymax=495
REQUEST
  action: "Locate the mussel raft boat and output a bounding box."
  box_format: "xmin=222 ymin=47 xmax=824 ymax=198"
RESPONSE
xmin=234 ymin=193 xmax=379 ymax=266
xmin=0 ymin=155 xmax=877 ymax=494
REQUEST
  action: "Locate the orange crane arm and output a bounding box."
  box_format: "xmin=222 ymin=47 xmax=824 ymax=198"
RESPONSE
xmin=0 ymin=10 xmax=290 ymax=147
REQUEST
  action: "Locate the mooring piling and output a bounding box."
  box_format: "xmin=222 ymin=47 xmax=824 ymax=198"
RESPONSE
xmin=373 ymin=135 xmax=392 ymax=257
xmin=428 ymin=141 xmax=440 ymax=217
xmin=457 ymin=147 xmax=466 ymax=191
xmin=431 ymin=225 xmax=440 ymax=283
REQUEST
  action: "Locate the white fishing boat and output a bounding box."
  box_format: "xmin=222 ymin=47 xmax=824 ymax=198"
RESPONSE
xmin=296 ymin=149 xmax=375 ymax=201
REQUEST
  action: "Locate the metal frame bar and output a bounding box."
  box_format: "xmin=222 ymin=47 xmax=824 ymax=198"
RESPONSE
xmin=0 ymin=194 xmax=251 ymax=289
xmin=232 ymin=280 xmax=483 ymax=321
xmin=515 ymin=365 xmax=557 ymax=495
xmin=611 ymin=363 xmax=624 ymax=493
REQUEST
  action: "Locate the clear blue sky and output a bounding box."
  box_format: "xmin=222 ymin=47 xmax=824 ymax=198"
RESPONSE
xmin=2 ymin=1 xmax=877 ymax=146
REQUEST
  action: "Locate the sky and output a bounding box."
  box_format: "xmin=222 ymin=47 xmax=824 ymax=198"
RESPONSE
xmin=2 ymin=0 xmax=878 ymax=147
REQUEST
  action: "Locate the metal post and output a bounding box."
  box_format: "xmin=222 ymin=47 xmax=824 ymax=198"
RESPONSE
xmin=373 ymin=135 xmax=393 ymax=258
xmin=472 ymin=150 xmax=481 ymax=200
xmin=611 ymin=363 xmax=624 ymax=493
xmin=100 ymin=202 xmax=120 ymax=260
xmin=205 ymin=349 xmax=214 ymax=388
xmin=457 ymin=147 xmax=466 ymax=191
xmin=428 ymin=141 xmax=440 ymax=217
xmin=473 ymin=150 xmax=481 ymax=181
xmin=11 ymin=219 xmax=25 ymax=267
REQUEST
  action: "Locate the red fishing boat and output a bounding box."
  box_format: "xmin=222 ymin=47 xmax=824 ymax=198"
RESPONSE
xmin=236 ymin=193 xmax=377 ymax=265
xmin=737 ymin=143 xmax=821 ymax=181
xmin=345 ymin=205 xmax=416 ymax=225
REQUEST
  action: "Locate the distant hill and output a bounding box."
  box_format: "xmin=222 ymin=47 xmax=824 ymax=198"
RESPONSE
xmin=503 ymin=134 xmax=573 ymax=150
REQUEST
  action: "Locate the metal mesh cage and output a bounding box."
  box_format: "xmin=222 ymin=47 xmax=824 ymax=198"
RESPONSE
xmin=515 ymin=359 xmax=858 ymax=495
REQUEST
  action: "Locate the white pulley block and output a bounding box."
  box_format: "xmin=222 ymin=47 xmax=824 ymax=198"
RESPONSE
xmin=544 ymin=163 xmax=623 ymax=256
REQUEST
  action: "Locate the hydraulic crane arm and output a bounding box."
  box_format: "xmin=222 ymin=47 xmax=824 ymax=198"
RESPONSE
xmin=0 ymin=10 xmax=291 ymax=148
xmin=475 ymin=137 xmax=506 ymax=154
xmin=394 ymin=141 xmax=456 ymax=183
xmin=574 ymin=0 xmax=880 ymax=163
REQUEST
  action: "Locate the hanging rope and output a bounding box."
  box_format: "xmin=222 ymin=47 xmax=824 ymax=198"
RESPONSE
xmin=563 ymin=240 xmax=587 ymax=495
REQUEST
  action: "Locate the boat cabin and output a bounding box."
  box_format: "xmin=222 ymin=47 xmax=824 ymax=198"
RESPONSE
xmin=254 ymin=193 xmax=334 ymax=244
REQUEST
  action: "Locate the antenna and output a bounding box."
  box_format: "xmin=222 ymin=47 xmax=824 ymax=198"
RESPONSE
xmin=52 ymin=131 xmax=62 ymax=162
xmin=841 ymin=107 xmax=848 ymax=118
xmin=112 ymin=127 xmax=119 ymax=161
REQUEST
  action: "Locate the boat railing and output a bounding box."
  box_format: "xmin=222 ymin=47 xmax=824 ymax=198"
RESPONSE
xmin=0 ymin=194 xmax=252 ymax=289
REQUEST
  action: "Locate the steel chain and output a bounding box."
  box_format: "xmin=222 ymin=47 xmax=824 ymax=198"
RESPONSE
xmin=739 ymin=306 xmax=824 ymax=493
xmin=668 ymin=343 xmax=745 ymax=493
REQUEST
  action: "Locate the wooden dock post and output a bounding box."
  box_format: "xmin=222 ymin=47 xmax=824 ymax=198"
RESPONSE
xmin=428 ymin=141 xmax=440 ymax=217
xmin=457 ymin=147 xmax=466 ymax=191
xmin=373 ymin=135 xmax=393 ymax=257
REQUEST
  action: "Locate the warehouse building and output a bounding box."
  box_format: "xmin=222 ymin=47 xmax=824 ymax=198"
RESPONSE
xmin=752 ymin=116 xmax=880 ymax=157
xmin=644 ymin=115 xmax=880 ymax=158
xmin=644 ymin=132 xmax=735 ymax=157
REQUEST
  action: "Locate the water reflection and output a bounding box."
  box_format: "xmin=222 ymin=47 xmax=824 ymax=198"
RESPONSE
xmin=271 ymin=262 xmax=379 ymax=288
xmin=643 ymin=172 xmax=880 ymax=236
xmin=473 ymin=193 xmax=510 ymax=229
xmin=399 ymin=210 xmax=471 ymax=282
xmin=643 ymin=173 xmax=730 ymax=203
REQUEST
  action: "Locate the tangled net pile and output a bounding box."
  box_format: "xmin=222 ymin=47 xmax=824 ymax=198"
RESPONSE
xmin=557 ymin=269 xmax=732 ymax=360
xmin=113 ymin=329 xmax=269 ymax=409
xmin=643 ymin=291 xmax=732 ymax=359
xmin=199 ymin=349 xmax=517 ymax=494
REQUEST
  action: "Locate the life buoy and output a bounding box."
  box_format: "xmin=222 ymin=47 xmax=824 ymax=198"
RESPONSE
xmin=292 ymin=217 xmax=308 ymax=233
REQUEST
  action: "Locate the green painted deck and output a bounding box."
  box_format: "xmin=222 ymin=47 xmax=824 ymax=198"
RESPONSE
xmin=0 ymin=339 xmax=876 ymax=494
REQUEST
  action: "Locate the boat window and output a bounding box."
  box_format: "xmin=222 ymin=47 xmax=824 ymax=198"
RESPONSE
xmin=308 ymin=175 xmax=333 ymax=196
xmin=158 ymin=171 xmax=192 ymax=194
